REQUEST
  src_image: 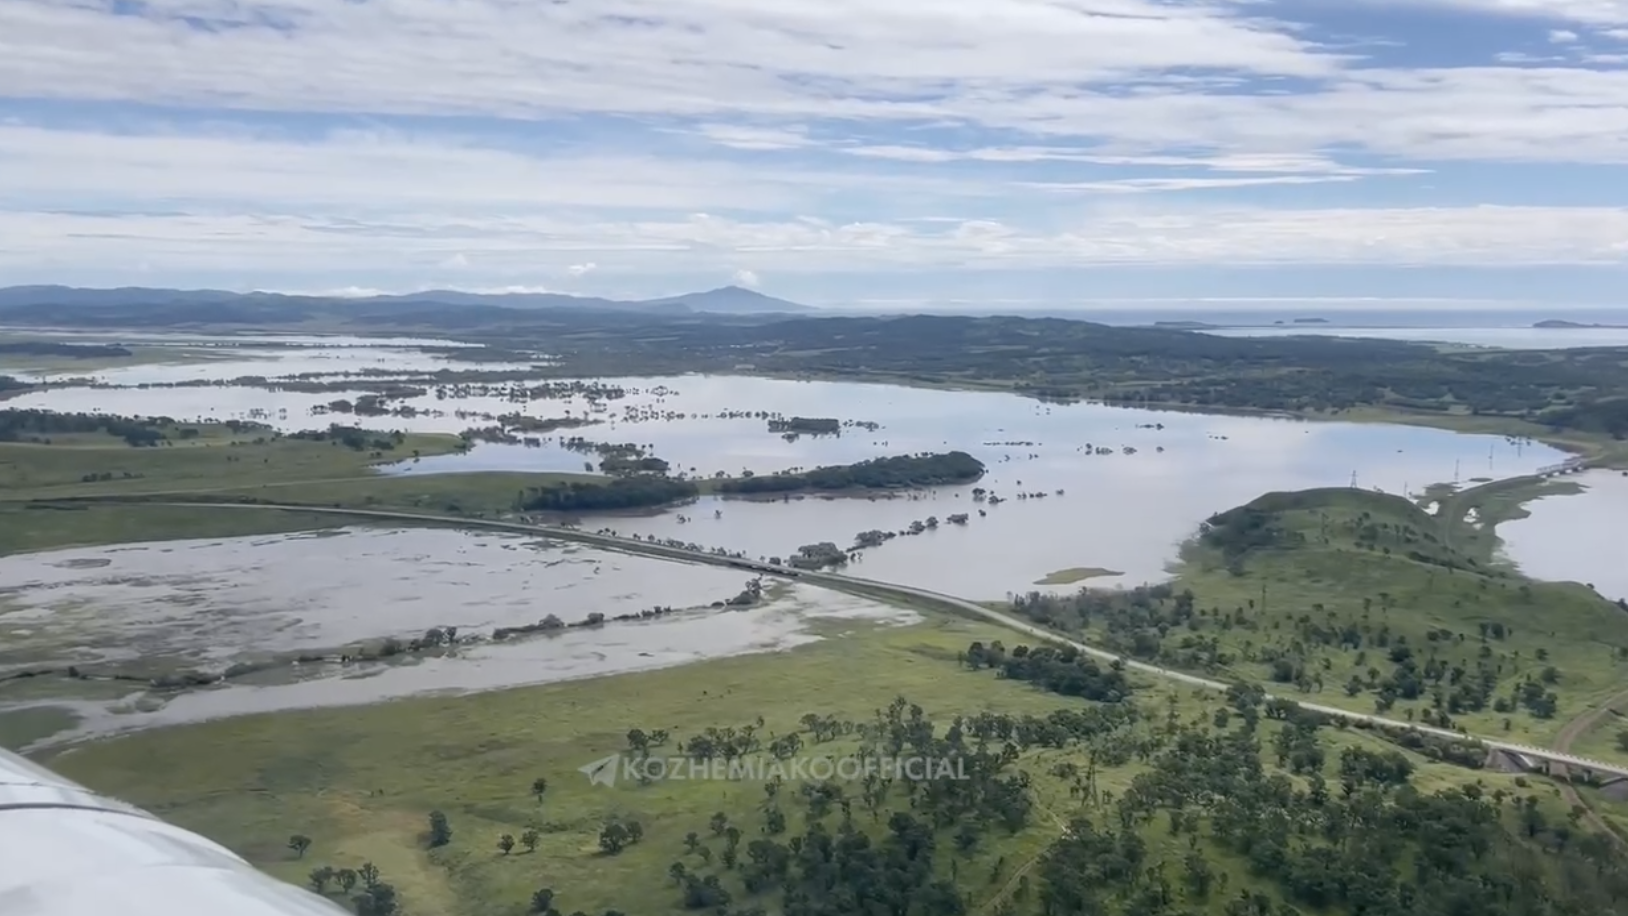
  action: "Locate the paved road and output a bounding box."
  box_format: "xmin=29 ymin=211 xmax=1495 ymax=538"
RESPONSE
xmin=114 ymin=499 xmax=1628 ymax=781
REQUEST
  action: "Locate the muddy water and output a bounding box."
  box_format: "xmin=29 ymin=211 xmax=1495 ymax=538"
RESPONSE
xmin=1 ymin=331 xmax=530 ymax=385
xmin=1498 ymin=470 xmax=1628 ymax=603
xmin=10 ymin=370 xmax=1570 ymax=598
xmin=0 ymin=526 xmax=779 ymax=672
xmin=0 ymin=527 xmax=918 ymax=747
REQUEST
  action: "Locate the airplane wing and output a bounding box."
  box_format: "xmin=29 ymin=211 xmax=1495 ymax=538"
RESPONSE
xmin=1 ymin=747 xmax=348 ymax=915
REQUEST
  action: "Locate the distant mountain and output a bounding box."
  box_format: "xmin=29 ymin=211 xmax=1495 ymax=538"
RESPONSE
xmin=638 ymin=286 xmax=812 ymax=314
xmin=0 ymin=284 xmax=815 ymax=316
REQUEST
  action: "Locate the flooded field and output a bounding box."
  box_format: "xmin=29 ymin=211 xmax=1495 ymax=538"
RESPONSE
xmin=1498 ymin=470 xmax=1628 ymax=604
xmin=8 ymin=360 xmax=1572 ymax=597
xmin=0 ymin=330 xmax=528 ymax=384
xmin=6 ymin=330 xmax=1626 ymax=749
xmin=0 ymin=526 xmax=918 ymax=747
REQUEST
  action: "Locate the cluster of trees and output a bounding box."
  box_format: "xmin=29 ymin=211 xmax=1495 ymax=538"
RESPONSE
xmin=289 ymin=836 xmax=397 ymax=916
xmin=963 ymin=640 xmax=1136 ymax=703
xmin=716 ymin=451 xmax=985 ymax=495
xmin=652 ymin=696 xmax=1055 ymax=916
xmin=518 ymin=476 xmax=698 ymax=512
xmin=0 ymin=407 xmax=174 ymax=446
xmin=1199 ymin=506 xmax=1305 ymax=567
xmin=0 ymin=374 xmax=30 ymax=393
xmin=0 ymin=340 xmax=131 ymax=358
xmin=1541 ymin=397 xmax=1628 ymax=439
xmin=766 ymin=417 xmax=841 ymax=434
xmin=285 ymin=424 xmax=407 ymax=452
xmin=1039 ymin=703 xmax=1628 ymax=916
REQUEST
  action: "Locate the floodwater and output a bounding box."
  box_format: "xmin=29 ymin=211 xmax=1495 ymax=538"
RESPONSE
xmin=0 ymin=526 xmax=781 ymax=672
xmin=10 ymin=370 xmax=1571 ymax=597
xmin=0 ymin=330 xmax=532 ymax=385
xmin=0 ymin=527 xmax=918 ymax=747
xmin=1497 ymin=470 xmax=1628 ymax=603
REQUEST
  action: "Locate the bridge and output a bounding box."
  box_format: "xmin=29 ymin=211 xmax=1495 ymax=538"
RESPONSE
xmin=1538 ymin=456 xmax=1591 ymax=477
xmin=82 ymin=499 xmax=1628 ymax=783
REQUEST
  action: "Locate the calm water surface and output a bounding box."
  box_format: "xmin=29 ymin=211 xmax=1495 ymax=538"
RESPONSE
xmin=10 ymin=373 xmax=1571 ymax=598
xmin=0 ymin=527 xmax=917 ymax=746
xmin=0 ymin=527 xmax=795 ymax=672
xmin=1498 ymin=470 xmax=1628 ymax=603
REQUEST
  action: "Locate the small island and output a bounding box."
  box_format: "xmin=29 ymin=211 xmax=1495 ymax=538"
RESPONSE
xmin=1534 ymin=319 xmax=1628 ymax=329
xmin=716 ymin=451 xmax=986 ymax=495
xmin=767 ymin=416 xmax=840 ymax=435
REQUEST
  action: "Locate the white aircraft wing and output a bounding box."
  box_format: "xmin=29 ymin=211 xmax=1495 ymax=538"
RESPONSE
xmin=1 ymin=747 xmax=348 ymax=915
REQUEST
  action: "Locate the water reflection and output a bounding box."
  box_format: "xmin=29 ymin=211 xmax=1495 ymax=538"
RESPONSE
xmin=5 ymin=582 xmax=913 ymax=749
xmin=1498 ymin=470 xmax=1628 ymax=603
xmin=10 ymin=373 xmax=1569 ymax=598
xmin=0 ymin=527 xmax=768 ymax=672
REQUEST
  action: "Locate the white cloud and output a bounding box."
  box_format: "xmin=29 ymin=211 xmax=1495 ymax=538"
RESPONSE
xmin=732 ymin=269 xmax=763 ymax=288
xmin=4 ymin=0 xmax=1628 ymax=292
xmin=6 ymin=207 xmax=1628 ymax=278
xmin=1405 ymin=0 xmax=1628 ymax=24
xmin=7 ymin=0 xmax=1628 ymax=166
xmin=0 ymin=0 xmax=1332 ymax=123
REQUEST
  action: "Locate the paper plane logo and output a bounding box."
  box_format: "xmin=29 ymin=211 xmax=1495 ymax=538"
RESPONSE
xmin=579 ymin=753 xmax=622 ymax=788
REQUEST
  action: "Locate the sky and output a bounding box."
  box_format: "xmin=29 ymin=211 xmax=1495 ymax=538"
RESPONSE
xmin=4 ymin=1 xmax=1628 ymax=310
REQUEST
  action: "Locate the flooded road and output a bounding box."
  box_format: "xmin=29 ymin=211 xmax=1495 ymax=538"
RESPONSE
xmin=8 ymin=368 xmax=1571 ymax=597
xmin=6 ymin=333 xmax=1623 ymax=745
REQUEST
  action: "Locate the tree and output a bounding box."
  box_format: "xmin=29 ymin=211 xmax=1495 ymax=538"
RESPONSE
xmin=308 ymin=866 xmax=335 ymax=893
xmin=288 ymin=834 xmax=312 ymax=858
xmin=358 ymin=862 xmax=381 ymax=890
xmin=1617 ymin=729 xmax=1628 ymax=753
xmin=529 ymin=888 xmax=556 ymax=914
xmin=498 ymin=833 xmax=516 ymax=855
xmin=532 ymin=777 xmax=549 ymax=803
xmin=599 ymin=821 xmax=631 ymax=855
xmin=521 ymin=827 xmax=541 ymax=853
xmin=335 ymin=869 xmax=359 ymax=894
xmin=427 ymin=810 xmax=452 ymax=847
xmin=354 ymin=882 xmax=398 ymax=916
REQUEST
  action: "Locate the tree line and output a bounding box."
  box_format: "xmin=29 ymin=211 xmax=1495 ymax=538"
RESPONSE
xmin=716 ymin=451 xmax=985 ymax=495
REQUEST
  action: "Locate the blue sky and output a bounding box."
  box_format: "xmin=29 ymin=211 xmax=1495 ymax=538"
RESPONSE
xmin=3 ymin=0 xmax=1628 ymax=309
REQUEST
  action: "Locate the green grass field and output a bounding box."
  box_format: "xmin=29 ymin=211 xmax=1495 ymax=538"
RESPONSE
xmin=0 ymin=425 xmax=465 ymax=496
xmin=41 ymin=613 xmax=1599 ymax=916
xmin=1017 ymin=488 xmax=1628 ymax=759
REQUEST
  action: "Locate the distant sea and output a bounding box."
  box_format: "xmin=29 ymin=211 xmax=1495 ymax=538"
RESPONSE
xmin=1057 ymin=308 xmax=1628 ymax=350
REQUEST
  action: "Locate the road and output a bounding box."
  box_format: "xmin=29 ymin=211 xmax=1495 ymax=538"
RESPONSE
xmin=92 ymin=499 xmax=1628 ymax=781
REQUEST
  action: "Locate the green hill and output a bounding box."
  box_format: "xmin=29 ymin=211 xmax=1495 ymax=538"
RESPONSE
xmin=1011 ymin=487 xmax=1628 ymax=751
